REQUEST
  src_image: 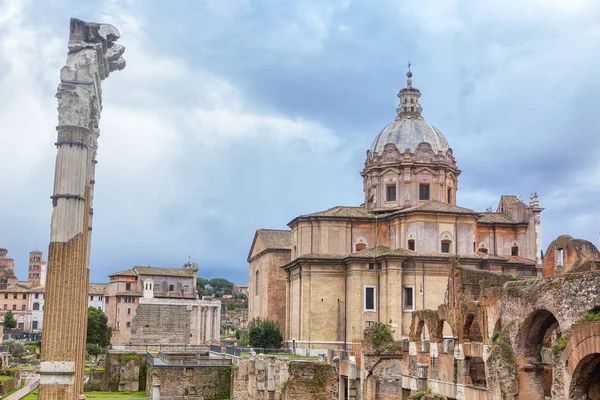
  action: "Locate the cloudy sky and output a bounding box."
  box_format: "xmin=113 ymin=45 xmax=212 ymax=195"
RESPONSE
xmin=1 ymin=0 xmax=599 ymax=284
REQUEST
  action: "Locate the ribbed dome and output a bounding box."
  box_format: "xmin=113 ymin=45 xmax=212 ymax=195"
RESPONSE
xmin=370 ymin=117 xmax=450 ymax=156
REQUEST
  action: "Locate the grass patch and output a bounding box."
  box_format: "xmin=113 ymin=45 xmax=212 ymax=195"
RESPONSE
xmin=0 ymin=374 xmax=13 ymax=381
xmin=22 ymin=388 xmax=38 ymax=399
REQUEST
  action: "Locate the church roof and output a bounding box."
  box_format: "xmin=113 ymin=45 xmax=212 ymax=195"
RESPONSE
xmin=369 ymin=72 xmax=451 ymax=156
xmin=397 ymin=200 xmax=477 ymax=215
xmin=478 ymin=213 xmax=516 ymax=224
xmin=303 ymin=206 xmax=376 ymax=219
xmin=370 ymin=117 xmax=450 ymax=156
xmin=256 ymin=229 xmax=292 ymax=250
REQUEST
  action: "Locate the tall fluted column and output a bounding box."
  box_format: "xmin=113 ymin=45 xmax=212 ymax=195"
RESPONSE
xmin=39 ymin=18 xmax=125 ymax=400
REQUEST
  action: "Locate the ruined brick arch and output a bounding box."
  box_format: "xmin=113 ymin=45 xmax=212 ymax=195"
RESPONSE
xmin=409 ymin=310 xmax=446 ymax=343
xmin=463 ymin=312 xmax=484 ymax=342
xmin=562 ymin=322 xmax=600 ymax=398
xmin=568 ymin=353 xmax=600 ymax=399
xmin=516 ymin=308 xmax=560 ymax=358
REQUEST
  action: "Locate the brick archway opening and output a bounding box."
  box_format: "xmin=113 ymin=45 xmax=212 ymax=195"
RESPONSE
xmin=517 ymin=309 xmax=560 ymax=400
xmin=569 ymin=353 xmax=600 ymax=399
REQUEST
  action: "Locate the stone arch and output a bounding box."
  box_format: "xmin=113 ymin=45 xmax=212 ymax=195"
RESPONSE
xmin=515 ymin=309 xmax=561 ymax=399
xmin=463 ymin=313 xmax=483 ymax=342
xmin=409 ymin=313 xmax=425 ymax=342
xmin=517 ymin=309 xmax=560 ymax=358
xmin=442 ymin=319 xmax=455 ymax=339
xmin=568 ymin=353 xmax=600 ymax=399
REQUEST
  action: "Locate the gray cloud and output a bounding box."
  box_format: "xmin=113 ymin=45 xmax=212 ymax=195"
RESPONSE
xmin=1 ymin=0 xmax=599 ymax=284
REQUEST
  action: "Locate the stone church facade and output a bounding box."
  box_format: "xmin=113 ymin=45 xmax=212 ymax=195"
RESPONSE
xmin=249 ymin=72 xmax=543 ymax=351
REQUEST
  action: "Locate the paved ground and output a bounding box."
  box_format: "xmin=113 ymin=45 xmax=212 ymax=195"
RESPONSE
xmin=3 ymin=374 xmax=39 ymax=400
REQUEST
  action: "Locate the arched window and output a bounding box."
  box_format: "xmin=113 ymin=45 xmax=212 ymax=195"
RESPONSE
xmin=255 ymin=270 xmax=260 ymax=296
xmin=33 ymin=303 xmax=40 ymax=311
xmin=355 ymin=243 xmax=367 ymax=252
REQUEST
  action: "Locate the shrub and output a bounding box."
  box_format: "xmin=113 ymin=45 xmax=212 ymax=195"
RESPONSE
xmin=491 ymin=331 xmax=500 ymax=343
xmin=248 ymin=318 xmax=282 ymax=349
xmin=552 ymin=334 xmax=568 ymax=355
xmin=580 ymin=311 xmax=600 ymax=322
xmin=365 ymin=322 xmax=394 ymax=348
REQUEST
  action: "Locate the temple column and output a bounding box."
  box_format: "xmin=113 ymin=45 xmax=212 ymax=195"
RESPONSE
xmin=39 ymin=18 xmax=125 ymax=400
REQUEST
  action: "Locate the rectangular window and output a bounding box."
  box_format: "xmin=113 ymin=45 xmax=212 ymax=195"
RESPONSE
xmin=184 ymin=285 xmax=189 ymax=292
xmin=117 ymin=297 xmax=121 ymax=303
xmin=13 ymin=294 xmax=17 ymax=299
xmin=12 ymin=305 xmax=16 ymax=310
xmin=127 ymin=308 xmax=131 ymax=315
xmin=365 ymin=321 xmax=375 ymax=328
xmin=408 ymin=240 xmax=415 ymax=251
xmin=3 ymin=294 xmax=7 ymax=299
xmin=90 ymin=296 xmax=94 ymax=301
xmin=441 ymin=241 xmax=450 ymax=253
xmin=386 ymin=185 xmax=397 ymax=201
xmin=419 ymin=184 xmax=430 ymax=200
xmin=364 ymin=286 xmax=376 ymax=311
xmin=367 ymin=263 xmax=375 ymax=270
xmin=21 ymin=305 xmax=25 ymax=311
xmin=126 ymin=322 xmax=131 ymax=328
xmin=555 ymin=248 xmax=565 ymax=267
xmin=3 ymin=305 xmax=6 ymax=310
xmin=35 ymin=293 xmax=39 ymax=299
xmin=32 ymin=321 xmax=38 ymax=330
xmin=447 ymin=188 xmax=452 ymax=203
xmin=125 ymin=283 xmax=131 ymax=291
xmin=403 ymin=286 xmax=415 ymax=311
xmin=511 ymin=246 xmax=519 ymax=256
xmin=22 ymin=294 xmax=26 ymax=300
xmin=169 ymin=285 xmax=174 ymax=292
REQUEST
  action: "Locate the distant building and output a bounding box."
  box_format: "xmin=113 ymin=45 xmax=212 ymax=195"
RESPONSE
xmin=27 ymin=250 xmax=47 ymax=287
xmin=88 ymin=283 xmax=108 ymax=312
xmin=232 ymin=283 xmax=248 ymax=296
xmin=107 ymin=262 xmax=221 ymax=345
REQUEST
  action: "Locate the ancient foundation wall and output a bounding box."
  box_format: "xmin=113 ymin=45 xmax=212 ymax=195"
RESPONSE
xmin=146 ymin=363 xmax=232 ymax=400
xmin=130 ymin=304 xmax=191 ymax=344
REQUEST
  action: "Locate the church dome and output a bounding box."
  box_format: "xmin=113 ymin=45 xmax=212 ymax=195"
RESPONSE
xmin=370 ymin=118 xmax=449 ymax=155
xmin=369 ymin=71 xmax=451 ymax=156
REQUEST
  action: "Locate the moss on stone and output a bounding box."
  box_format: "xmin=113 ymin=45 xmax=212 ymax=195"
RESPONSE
xmin=487 ymin=333 xmax=515 ymax=365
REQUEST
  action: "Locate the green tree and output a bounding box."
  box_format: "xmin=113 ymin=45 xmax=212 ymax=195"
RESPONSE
xmin=5 ymin=339 xmax=25 ymax=358
xmin=248 ymin=318 xmax=282 ymax=349
xmin=3 ymin=311 xmax=16 ymax=330
xmin=226 ymin=302 xmax=237 ymax=311
xmin=209 ymin=278 xmax=233 ymax=294
xmin=87 ymin=307 xmax=112 ymax=347
xmin=86 ymin=343 xmax=105 ymax=357
xmin=196 ymin=278 xmax=209 ymax=293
